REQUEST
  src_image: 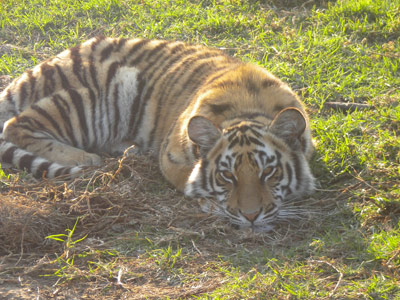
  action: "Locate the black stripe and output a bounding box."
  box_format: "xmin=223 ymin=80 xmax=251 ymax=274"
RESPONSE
xmin=128 ymin=41 xmax=169 ymax=67
xmin=228 ymin=137 xmax=239 ymax=149
xmin=6 ymin=88 xmax=13 ymax=103
xmin=2 ymin=145 xmax=17 ymax=162
xmin=10 ymin=121 xmax=34 ymax=132
xmin=191 ymin=143 xmax=200 ymax=159
xmin=40 ymin=62 xmax=56 ymax=97
xmin=237 ymin=112 xmax=272 ymax=121
xmin=180 ymin=136 xmax=192 ymax=162
xmin=275 ymin=150 xmax=282 ymax=161
xmin=88 ymin=88 xmax=98 ymax=148
xmin=208 ymin=103 xmax=232 ymax=115
xmin=19 ymin=81 xmax=28 ymax=108
xmin=211 ymin=190 xmax=226 ymax=196
xmin=88 ymin=38 xmax=105 ymax=92
xmin=246 ymin=79 xmax=260 ymax=95
xmin=226 ymin=155 xmax=232 ymax=168
xmin=121 ymin=39 xmax=150 ymax=66
xmin=3 ymin=89 xmax=18 ymax=124
xmin=53 ymin=95 xmax=77 ymax=146
xmin=127 ymin=49 xmax=150 ymax=68
xmin=234 ymin=154 xmax=243 ymax=171
xmin=105 ymin=62 xmax=120 ymax=94
xmin=55 ymin=64 xmax=70 ymax=90
xmin=239 ymin=136 xmax=245 ymax=146
xmin=36 ymin=161 xmax=52 ymax=177
xmin=143 ymin=41 xmax=169 ymax=61
xmin=89 ymin=58 xmax=100 ymax=92
xmin=214 ymin=154 xmax=222 ymax=166
xmin=209 ymin=79 xmax=240 ymax=90
xmin=97 ymin=88 xmax=106 ymax=142
xmin=170 ymin=43 xmax=185 ymax=55
xmin=248 ymin=127 xmax=263 ymax=138
xmin=100 ymin=44 xmax=115 ymax=62
xmin=262 ymin=78 xmax=279 ymax=88
xmin=112 ymin=84 xmax=120 ymax=138
xmin=209 ymin=171 xmax=216 ymax=192
xmin=27 ymin=70 xmax=36 ymax=104
xmin=116 ymin=38 xmax=127 ymax=52
xmin=129 ymin=85 xmax=151 ymax=140
xmin=200 ymin=160 xmax=209 ymax=192
xmin=54 ymin=166 xmax=64 ymax=177
xmin=70 ymin=45 xmax=86 ymax=85
xmin=248 ymin=136 xmax=264 ymax=147
xmin=273 ymin=104 xmax=285 ymax=113
xmin=266 ymin=153 xmax=276 ymax=164
xmin=68 ymin=89 xmax=89 ymax=145
xmin=91 ymin=35 xmax=106 ymax=45
xmin=128 ymin=73 xmax=145 ymax=132
xmin=61 ymin=167 xmax=73 ymax=175
xmin=134 ymin=41 xmax=180 ymax=80
xmin=203 ymin=64 xmax=238 ymax=86
xmin=256 ymin=150 xmax=267 ymax=166
xmin=104 ymin=62 xmax=120 ymax=141
xmin=94 ymin=35 xmax=106 ymax=43
xmin=18 ymin=154 xmax=35 ymax=170
xmin=291 ymin=153 xmax=302 ymax=189
xmin=285 ymin=162 xmax=293 ymax=188
xmin=123 ymin=39 xmax=151 ymax=63
xmin=278 ymin=163 xmax=293 ymax=195
xmin=16 ymin=116 xmax=47 ymax=134
xmin=145 ymin=46 xmax=197 ymax=82
xmin=31 ymin=104 xmax=64 ymax=138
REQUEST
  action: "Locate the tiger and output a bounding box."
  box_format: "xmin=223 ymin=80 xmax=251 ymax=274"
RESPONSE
xmin=0 ymin=36 xmax=315 ymax=230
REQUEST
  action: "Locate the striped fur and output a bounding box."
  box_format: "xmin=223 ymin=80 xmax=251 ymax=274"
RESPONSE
xmin=0 ymin=37 xmax=315 ymax=229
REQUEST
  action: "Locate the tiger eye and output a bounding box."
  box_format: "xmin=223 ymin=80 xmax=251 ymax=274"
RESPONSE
xmin=274 ymin=166 xmax=282 ymax=176
xmin=262 ymin=167 xmax=274 ymax=177
xmin=219 ymin=170 xmax=235 ymax=182
xmin=261 ymin=166 xmax=276 ymax=182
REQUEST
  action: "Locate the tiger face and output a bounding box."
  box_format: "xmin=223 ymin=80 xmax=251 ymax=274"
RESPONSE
xmin=184 ymin=108 xmax=315 ymax=231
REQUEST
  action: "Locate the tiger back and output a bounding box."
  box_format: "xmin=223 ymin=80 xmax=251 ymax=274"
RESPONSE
xmin=0 ymin=37 xmax=315 ymax=230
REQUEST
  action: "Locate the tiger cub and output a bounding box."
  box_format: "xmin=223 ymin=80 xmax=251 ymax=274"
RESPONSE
xmin=0 ymin=37 xmax=315 ymax=230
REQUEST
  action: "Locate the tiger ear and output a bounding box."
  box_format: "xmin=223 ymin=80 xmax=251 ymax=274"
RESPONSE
xmin=188 ymin=116 xmax=221 ymax=153
xmin=269 ymin=107 xmax=306 ymax=150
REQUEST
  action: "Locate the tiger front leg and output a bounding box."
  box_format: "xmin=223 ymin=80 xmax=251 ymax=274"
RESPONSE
xmin=3 ymin=115 xmax=102 ymax=167
xmin=159 ymin=138 xmax=194 ymax=193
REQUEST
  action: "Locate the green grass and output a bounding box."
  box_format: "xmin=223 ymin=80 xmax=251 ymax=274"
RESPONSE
xmin=1 ymin=0 xmax=399 ymax=299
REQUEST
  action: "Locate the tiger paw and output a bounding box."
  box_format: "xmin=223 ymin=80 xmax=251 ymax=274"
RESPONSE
xmin=80 ymin=152 xmax=103 ymax=166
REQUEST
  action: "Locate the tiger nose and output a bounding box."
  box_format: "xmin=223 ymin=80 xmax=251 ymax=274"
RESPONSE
xmin=240 ymin=209 xmax=261 ymax=222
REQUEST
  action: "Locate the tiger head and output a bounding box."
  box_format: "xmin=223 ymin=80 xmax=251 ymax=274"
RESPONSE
xmin=184 ymin=108 xmax=315 ymax=231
